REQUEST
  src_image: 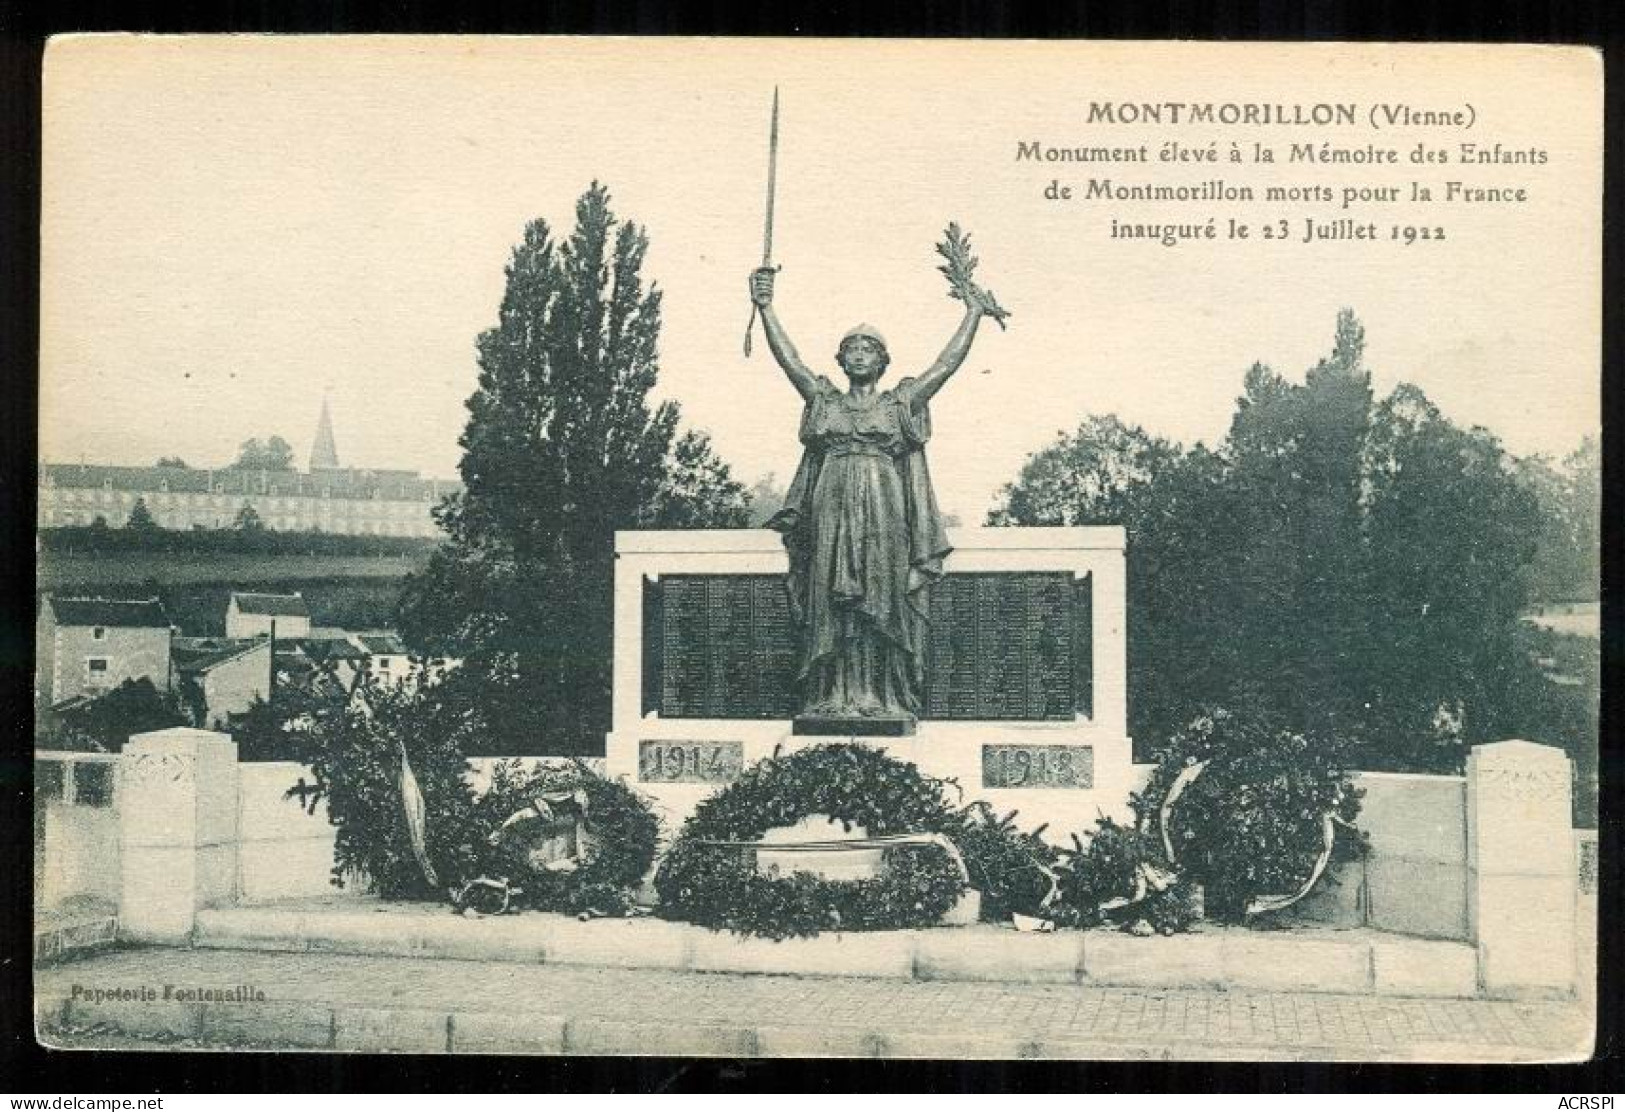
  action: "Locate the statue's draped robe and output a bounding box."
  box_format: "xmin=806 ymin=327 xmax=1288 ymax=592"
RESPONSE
xmin=768 ymin=376 xmax=951 ymax=715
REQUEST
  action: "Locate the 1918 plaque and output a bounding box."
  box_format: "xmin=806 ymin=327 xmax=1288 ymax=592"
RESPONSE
xmin=982 ymin=744 xmax=1094 ymax=789
xmin=645 ymin=571 xmax=1090 ymax=721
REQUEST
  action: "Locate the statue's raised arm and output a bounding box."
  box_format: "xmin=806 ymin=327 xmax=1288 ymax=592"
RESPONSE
xmin=909 ymin=224 xmax=1010 ymax=409
xmin=749 ymin=269 xmax=819 ymax=403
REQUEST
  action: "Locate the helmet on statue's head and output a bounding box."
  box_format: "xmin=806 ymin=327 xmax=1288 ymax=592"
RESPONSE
xmin=836 ymin=324 xmax=891 ymax=375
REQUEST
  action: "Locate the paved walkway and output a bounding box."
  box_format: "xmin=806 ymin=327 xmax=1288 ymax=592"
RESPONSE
xmin=37 ymin=947 xmax=1592 ymax=1062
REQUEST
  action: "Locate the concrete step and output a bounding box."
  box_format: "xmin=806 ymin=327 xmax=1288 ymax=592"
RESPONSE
xmin=191 ymin=897 xmax=1481 ymax=999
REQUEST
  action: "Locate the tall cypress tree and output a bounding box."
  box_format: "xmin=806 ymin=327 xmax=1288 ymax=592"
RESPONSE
xmin=1223 ymin=312 xmax=1372 ymax=737
xmin=399 ymin=184 xmax=748 ymax=755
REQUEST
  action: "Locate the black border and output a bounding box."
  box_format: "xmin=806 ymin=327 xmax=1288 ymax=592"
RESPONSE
xmin=2 ymin=0 xmax=1620 ymax=1095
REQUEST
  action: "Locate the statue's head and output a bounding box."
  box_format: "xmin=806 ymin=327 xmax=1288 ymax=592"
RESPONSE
xmin=836 ymin=324 xmax=891 ymax=383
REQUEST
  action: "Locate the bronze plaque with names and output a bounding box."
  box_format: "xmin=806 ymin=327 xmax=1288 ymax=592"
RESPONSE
xmin=654 ymin=576 xmax=799 ymax=719
xmin=924 ymin=573 xmax=1077 ymax=720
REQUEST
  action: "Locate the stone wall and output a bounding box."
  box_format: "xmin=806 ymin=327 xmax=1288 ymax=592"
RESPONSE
xmin=1288 ymin=772 xmax=1471 ymax=941
xmin=37 ymin=801 xmax=120 ymax=910
xmin=237 ymin=762 xmax=359 ymax=903
xmin=59 ymin=729 xmax=1586 ymax=997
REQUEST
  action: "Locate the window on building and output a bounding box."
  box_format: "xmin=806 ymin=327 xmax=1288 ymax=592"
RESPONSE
xmin=86 ymin=658 xmax=109 ymax=681
xmin=92 ymin=627 xmax=106 ymax=641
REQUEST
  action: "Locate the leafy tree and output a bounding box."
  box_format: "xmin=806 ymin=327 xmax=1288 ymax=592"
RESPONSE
xmin=229 ymin=683 xmax=346 ymax=762
xmin=36 ymin=678 xmax=188 ymax=753
xmin=991 ymin=311 xmax=1565 ymax=772
xmin=1517 ymin=435 xmax=1600 ymax=603
xmin=125 ymin=497 xmax=158 ymax=531
xmin=233 ymin=503 xmax=265 ymax=531
xmin=1361 ymin=385 xmax=1542 ymax=768
xmin=397 ymin=183 xmax=750 ymax=755
xmin=989 ymin=414 xmax=1182 ymax=529
xmin=156 ymin=456 xmax=190 ymax=469
xmin=229 ymin=436 xmax=294 ymax=471
xmin=1224 ymin=311 xmax=1373 ymax=739
xmin=990 ymin=418 xmax=1243 ymax=748
xmin=746 ymin=473 xmax=788 ymax=527
xmin=656 ymin=429 xmax=752 ymax=529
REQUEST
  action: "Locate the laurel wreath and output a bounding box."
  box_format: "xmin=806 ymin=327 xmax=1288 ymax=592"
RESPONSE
xmin=653 ymin=743 xmax=969 ymax=939
xmin=472 ymin=759 xmax=661 ymax=917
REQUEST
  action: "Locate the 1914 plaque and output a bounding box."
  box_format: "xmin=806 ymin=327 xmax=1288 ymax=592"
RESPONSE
xmin=638 ymin=740 xmax=746 ymax=784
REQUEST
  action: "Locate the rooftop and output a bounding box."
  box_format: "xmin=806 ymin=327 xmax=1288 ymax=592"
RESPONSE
xmin=356 ymin=633 xmax=408 ymax=655
xmin=40 ymin=462 xmax=460 ymax=503
xmin=231 ymin=592 xmax=312 ymax=618
xmin=172 ymin=639 xmax=267 ymax=676
xmin=46 ymin=596 xmax=170 ymax=629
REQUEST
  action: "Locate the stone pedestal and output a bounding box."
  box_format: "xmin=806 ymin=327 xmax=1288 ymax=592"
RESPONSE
xmin=117 ymin=728 xmax=240 ymax=944
xmin=606 ymin=527 xmax=1134 ymax=842
xmin=1466 ymin=740 xmax=1576 ymax=998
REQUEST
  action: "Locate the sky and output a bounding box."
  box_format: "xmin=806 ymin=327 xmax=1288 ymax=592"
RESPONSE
xmin=41 ymin=38 xmax=1601 ymax=524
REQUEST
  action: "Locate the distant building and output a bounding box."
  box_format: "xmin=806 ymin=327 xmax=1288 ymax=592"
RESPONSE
xmin=172 ymin=638 xmax=272 ymax=729
xmin=226 ymin=592 xmax=312 ymax=640
xmin=37 ymin=403 xmax=460 ymax=537
xmin=36 ymin=596 xmax=173 ymax=706
xmin=354 ymin=631 xmax=412 ymax=687
xmin=299 ymin=633 xmax=373 ymax=692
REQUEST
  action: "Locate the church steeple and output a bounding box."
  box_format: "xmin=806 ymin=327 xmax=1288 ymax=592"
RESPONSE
xmin=310 ymin=396 xmax=340 ymax=471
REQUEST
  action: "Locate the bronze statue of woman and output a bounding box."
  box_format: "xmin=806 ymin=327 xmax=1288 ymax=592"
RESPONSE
xmin=749 ymin=239 xmax=1005 ymax=732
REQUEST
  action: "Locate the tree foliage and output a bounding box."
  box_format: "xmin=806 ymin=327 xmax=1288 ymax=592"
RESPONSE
xmin=36 ymin=678 xmax=189 ymax=753
xmin=397 ymin=184 xmax=750 ymax=755
xmin=990 ymin=310 xmax=1575 ymax=772
xmin=1516 ymin=435 xmax=1599 ymax=603
xmin=745 ymin=473 xmax=788 ymax=527
xmin=124 ymin=497 xmax=158 ymax=531
xmin=233 ymin=503 xmax=265 ymax=532
xmin=229 ymin=436 xmax=295 ymax=472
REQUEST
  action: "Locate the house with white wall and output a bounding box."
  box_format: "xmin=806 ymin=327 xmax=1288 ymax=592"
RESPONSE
xmin=225 ymin=592 xmax=312 ymax=640
xmin=35 ymin=596 xmax=173 ymax=707
xmin=172 ymin=639 xmax=272 ymax=729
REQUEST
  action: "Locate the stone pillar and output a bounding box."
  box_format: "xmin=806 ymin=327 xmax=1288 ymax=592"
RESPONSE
xmin=1466 ymin=740 xmax=1576 ymax=998
xmin=117 ymin=727 xmax=240 ymax=944
xmin=1087 ymin=542 xmax=1129 ymax=740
